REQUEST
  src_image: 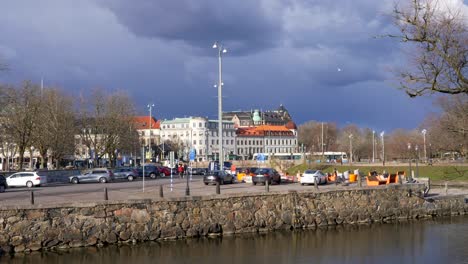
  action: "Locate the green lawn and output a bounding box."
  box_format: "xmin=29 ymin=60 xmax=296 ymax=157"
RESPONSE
xmin=286 ymin=163 xmax=468 ymax=182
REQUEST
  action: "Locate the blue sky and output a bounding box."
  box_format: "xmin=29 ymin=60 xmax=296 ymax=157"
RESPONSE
xmin=1 ymin=0 xmax=465 ymax=131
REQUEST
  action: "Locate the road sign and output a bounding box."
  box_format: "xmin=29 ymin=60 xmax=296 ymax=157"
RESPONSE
xmin=189 ymin=149 xmax=196 ymax=162
xmin=257 ymin=153 xmax=266 ymax=163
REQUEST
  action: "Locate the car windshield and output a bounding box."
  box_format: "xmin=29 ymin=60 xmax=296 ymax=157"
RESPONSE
xmin=305 ymin=170 xmax=317 ymax=174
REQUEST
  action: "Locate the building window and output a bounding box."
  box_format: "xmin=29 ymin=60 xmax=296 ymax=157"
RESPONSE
xmin=193 ymin=140 xmax=196 ymax=145
xmin=231 ymin=140 xmax=234 ymax=145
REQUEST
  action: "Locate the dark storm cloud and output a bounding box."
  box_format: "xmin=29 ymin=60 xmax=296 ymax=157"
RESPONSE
xmin=0 ymin=0 xmax=455 ymax=131
xmin=98 ymin=0 xmax=283 ymax=55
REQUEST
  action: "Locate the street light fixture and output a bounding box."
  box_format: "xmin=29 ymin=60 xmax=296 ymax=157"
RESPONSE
xmin=213 ymin=41 xmax=227 ymax=171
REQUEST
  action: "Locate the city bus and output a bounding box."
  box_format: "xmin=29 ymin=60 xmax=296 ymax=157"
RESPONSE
xmin=252 ymin=152 xmax=348 ymax=163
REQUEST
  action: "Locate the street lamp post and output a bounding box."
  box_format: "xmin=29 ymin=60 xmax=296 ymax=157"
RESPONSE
xmin=422 ymin=129 xmax=427 ymax=163
xmin=380 ymin=131 xmax=385 ymax=166
xmin=372 ymin=130 xmax=375 ymax=163
xmin=147 ymin=104 xmax=154 ymax=162
xmin=349 ymin=134 xmax=353 ymax=165
xmin=213 ymin=41 xmax=227 ymax=171
xmin=415 ymin=145 xmax=419 ymax=179
xmin=408 ymin=143 xmax=412 ymax=182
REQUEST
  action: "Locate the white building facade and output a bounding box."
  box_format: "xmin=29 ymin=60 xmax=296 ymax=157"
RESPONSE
xmin=160 ymin=117 xmax=236 ymax=162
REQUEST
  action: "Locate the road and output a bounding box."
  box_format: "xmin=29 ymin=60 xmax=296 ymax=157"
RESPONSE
xmin=0 ymin=175 xmax=466 ymax=206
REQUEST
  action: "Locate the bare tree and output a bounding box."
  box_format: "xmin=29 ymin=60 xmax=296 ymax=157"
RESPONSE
xmin=1 ymin=81 xmax=41 ymax=170
xmin=298 ymin=121 xmax=338 ymax=154
xmin=78 ymin=89 xmax=137 ymax=167
xmin=33 ymin=88 xmax=77 ymax=168
xmin=391 ymin=0 xmax=467 ymax=97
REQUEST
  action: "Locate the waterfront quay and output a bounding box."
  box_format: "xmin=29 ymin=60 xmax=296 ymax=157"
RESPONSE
xmin=0 ymin=178 xmax=467 ymax=255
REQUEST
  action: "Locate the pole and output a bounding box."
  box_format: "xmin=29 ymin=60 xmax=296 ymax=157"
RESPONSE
xmin=372 ymin=131 xmax=375 ymax=163
xmin=349 ymin=134 xmax=353 ymax=165
xmin=415 ymin=146 xmax=419 ymax=179
xmin=423 ymin=130 xmax=427 ymax=163
xmin=142 ymin=147 xmax=145 ymax=192
xmin=217 ymin=47 xmax=224 ymax=174
xmin=148 ymin=105 xmax=152 ymax=162
xmin=381 ymin=133 xmax=385 ymax=166
xmin=159 ymin=185 xmax=164 ymax=198
xmin=321 ymin=122 xmax=324 ymax=161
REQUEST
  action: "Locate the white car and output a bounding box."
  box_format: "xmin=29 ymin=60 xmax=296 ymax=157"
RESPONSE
xmin=300 ymin=170 xmax=327 ymax=185
xmin=6 ymin=172 xmax=47 ymax=188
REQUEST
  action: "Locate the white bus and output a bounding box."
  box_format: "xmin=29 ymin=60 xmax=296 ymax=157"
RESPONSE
xmin=252 ymin=152 xmax=348 ymax=163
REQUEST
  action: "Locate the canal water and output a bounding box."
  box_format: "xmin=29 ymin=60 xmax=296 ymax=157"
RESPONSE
xmin=3 ymin=216 xmax=468 ymax=264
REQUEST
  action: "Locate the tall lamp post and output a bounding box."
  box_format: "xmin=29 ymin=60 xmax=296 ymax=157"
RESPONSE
xmin=213 ymin=41 xmax=227 ymax=170
xmin=407 ymin=142 xmax=412 ymax=182
xmin=349 ymin=134 xmax=353 ymax=165
xmin=147 ymin=104 xmax=155 ymax=162
xmin=372 ymin=130 xmax=375 ymax=163
xmin=380 ymin=131 xmax=385 ymax=166
xmin=422 ymin=129 xmax=427 ymax=163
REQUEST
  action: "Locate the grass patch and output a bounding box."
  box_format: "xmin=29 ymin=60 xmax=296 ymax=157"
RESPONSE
xmin=286 ymin=163 xmax=468 ymax=182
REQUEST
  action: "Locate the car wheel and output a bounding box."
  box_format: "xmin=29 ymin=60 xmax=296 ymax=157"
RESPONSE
xmin=253 ymin=182 xmax=256 ymax=186
xmin=0 ymin=185 xmax=5 ymax=193
xmin=127 ymin=175 xmax=134 ymax=182
xmin=71 ymin=177 xmax=79 ymax=184
xmin=277 ymin=178 xmax=281 ymax=185
xmin=204 ymin=182 xmax=208 ymax=185
xmin=160 ymin=173 xmax=165 ymax=178
xmin=99 ymin=177 xmax=107 ymax=183
xmin=150 ymin=173 xmax=156 ymax=179
xmin=26 ymin=181 xmax=33 ymax=188
xmin=301 ymin=183 xmax=304 ymax=186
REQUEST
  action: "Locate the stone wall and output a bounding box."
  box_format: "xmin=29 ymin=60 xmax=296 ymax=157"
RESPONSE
xmin=0 ymin=184 xmax=466 ymax=254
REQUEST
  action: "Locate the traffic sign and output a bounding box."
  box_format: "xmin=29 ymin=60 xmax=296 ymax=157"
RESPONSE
xmin=189 ymin=149 xmax=196 ymax=161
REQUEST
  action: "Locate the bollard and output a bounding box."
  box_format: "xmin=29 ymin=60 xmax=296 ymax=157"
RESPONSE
xmin=30 ymin=191 xmax=34 ymax=205
xmin=104 ymin=187 xmax=108 ymax=201
xmin=445 ymin=182 xmax=448 ymax=195
xmin=265 ymin=179 xmax=270 ymax=192
xmin=185 ymin=174 xmax=190 ymax=196
xmin=216 ymin=180 xmax=220 ymax=195
xmin=159 ymin=185 xmax=164 ymax=198
xmin=314 ymin=177 xmax=319 ymax=190
xmin=358 ymin=174 xmax=362 ymax=187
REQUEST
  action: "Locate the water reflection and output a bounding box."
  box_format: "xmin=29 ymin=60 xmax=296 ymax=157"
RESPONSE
xmin=4 ymin=217 xmax=468 ymax=264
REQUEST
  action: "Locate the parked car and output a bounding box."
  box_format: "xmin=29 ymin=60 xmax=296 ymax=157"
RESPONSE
xmin=136 ymin=165 xmax=162 ymax=179
xmin=241 ymin=167 xmax=259 ymax=183
xmin=6 ymin=172 xmax=47 ymax=188
xmin=0 ymin=174 xmax=7 ymax=192
xmin=190 ymin=167 xmax=207 ymax=175
xmin=252 ymin=168 xmax=281 ymax=185
xmin=69 ymin=169 xmax=114 ymax=184
xmin=300 ymin=170 xmax=328 ymax=185
xmin=157 ymin=166 xmax=171 ymax=177
xmin=203 ymin=170 xmax=234 ymax=185
xmin=112 ymin=167 xmax=138 ymax=182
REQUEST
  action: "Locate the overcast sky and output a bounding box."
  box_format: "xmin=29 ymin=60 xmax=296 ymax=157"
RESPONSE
xmin=1 ymin=0 xmax=466 ymax=132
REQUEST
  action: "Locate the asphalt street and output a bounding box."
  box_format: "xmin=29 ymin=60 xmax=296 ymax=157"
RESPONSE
xmin=0 ymin=175 xmax=466 ymax=206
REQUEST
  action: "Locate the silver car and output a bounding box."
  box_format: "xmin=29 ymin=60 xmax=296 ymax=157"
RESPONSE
xmin=112 ymin=168 xmax=137 ymax=182
xmin=69 ymin=169 xmax=114 ymax=184
xmin=203 ymin=170 xmax=234 ymax=185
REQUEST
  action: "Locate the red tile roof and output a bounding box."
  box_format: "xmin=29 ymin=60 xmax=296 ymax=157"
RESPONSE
xmin=133 ymin=116 xmax=160 ymax=129
xmin=237 ymin=125 xmax=292 ymax=136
